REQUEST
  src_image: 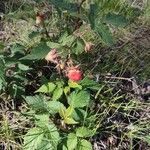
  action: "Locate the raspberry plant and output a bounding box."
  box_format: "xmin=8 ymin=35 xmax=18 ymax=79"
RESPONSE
xmin=0 ymin=0 xmax=149 ymax=150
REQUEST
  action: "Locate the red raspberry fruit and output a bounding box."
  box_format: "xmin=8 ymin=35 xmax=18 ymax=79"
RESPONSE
xmin=67 ymin=67 xmax=82 ymax=82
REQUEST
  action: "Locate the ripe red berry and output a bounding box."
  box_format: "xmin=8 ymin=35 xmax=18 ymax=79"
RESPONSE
xmin=67 ymin=67 xmax=82 ymax=82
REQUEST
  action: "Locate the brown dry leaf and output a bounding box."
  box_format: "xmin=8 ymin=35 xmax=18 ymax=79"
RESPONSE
xmin=84 ymin=42 xmax=94 ymax=52
xmin=45 ymin=48 xmax=59 ymax=64
xmin=36 ymin=13 xmax=45 ymax=25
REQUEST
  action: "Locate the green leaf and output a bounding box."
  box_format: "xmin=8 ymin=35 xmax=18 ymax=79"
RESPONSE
xmin=46 ymin=123 xmax=60 ymax=148
xmin=21 ymin=42 xmax=50 ymax=60
xmin=11 ymin=43 xmax=25 ymax=55
xmin=64 ymin=117 xmax=78 ymax=125
xmin=23 ymin=127 xmax=44 ymax=150
xmin=24 ymin=123 xmax=60 ymax=150
xmin=37 ymin=139 xmax=53 ymax=150
xmin=67 ymin=133 xmax=78 ymax=150
xmin=65 ymin=105 xmax=74 ymax=117
xmin=88 ymin=4 xmax=97 ymax=29
xmin=47 ymin=101 xmax=64 ymax=114
xmin=64 ymin=86 xmax=70 ymax=95
xmin=47 ymin=42 xmax=61 ymax=49
xmin=76 ymin=127 xmax=94 ymax=138
xmin=52 ymin=87 xmax=63 ymax=100
xmin=77 ymin=139 xmax=92 ymax=150
xmin=144 ymin=135 xmax=150 ymax=145
xmin=95 ymin=21 xmax=113 ymax=46
xmin=72 ymin=108 xmax=86 ymax=121
xmin=104 ymin=13 xmax=128 ymax=27
xmin=59 ymin=106 xmax=66 ymax=119
xmin=68 ymin=91 xmax=91 ymax=108
xmin=28 ymin=31 xmax=40 ymax=39
xmin=59 ymin=105 xmax=77 ymax=124
xmin=35 ymin=114 xmax=49 ymax=127
xmin=68 ymin=80 xmax=82 ymax=90
xmin=73 ymin=39 xmax=84 ymax=55
xmin=35 ymin=114 xmax=49 ymax=123
xmin=50 ymin=0 xmax=78 ymax=12
xmin=35 ymin=82 xmax=56 ymax=93
xmin=80 ymin=77 xmax=100 ymax=90
xmin=60 ymin=33 xmax=76 ymax=47
xmin=55 ymin=80 xmax=64 ymax=88
xmin=4 ymin=56 xmax=19 ymax=67
xmin=18 ymin=63 xmax=30 ymax=71
xmin=24 ymin=95 xmax=64 ymax=114
xmin=62 ymin=144 xmax=68 ymax=150
xmin=24 ymin=95 xmax=48 ymax=113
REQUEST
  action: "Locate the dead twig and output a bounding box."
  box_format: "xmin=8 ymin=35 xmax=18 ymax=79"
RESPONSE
xmin=105 ymin=76 xmax=134 ymax=82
